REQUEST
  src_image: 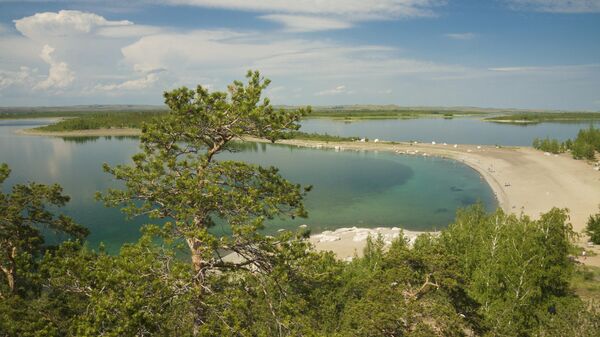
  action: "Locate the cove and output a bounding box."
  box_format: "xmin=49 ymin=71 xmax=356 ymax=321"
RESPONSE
xmin=0 ymin=120 xmax=496 ymax=253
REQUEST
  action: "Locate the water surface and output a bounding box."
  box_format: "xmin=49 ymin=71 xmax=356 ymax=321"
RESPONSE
xmin=300 ymin=117 xmax=596 ymax=146
xmin=1 ymin=119 xmax=496 ymax=252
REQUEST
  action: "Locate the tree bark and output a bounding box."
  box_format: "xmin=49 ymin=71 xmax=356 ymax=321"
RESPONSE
xmin=186 ymin=237 xmax=207 ymax=336
xmin=1 ymin=246 xmax=17 ymax=293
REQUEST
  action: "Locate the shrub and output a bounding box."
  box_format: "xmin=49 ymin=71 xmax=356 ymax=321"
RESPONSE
xmin=586 ymin=210 xmax=600 ymax=244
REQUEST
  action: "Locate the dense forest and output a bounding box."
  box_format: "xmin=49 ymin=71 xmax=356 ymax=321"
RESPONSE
xmin=2 ymin=72 xmax=599 ymax=336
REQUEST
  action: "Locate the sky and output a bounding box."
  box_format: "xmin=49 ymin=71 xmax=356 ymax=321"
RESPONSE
xmin=0 ymin=0 xmax=599 ymax=110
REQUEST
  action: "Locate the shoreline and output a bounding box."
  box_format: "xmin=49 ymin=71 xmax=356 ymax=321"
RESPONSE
xmin=17 ymin=127 xmax=142 ymax=137
xmin=16 ymin=127 xmax=600 ymax=265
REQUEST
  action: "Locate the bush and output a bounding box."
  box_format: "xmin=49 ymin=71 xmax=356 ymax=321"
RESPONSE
xmin=586 ymin=210 xmax=600 ymax=244
xmin=572 ymin=140 xmax=596 ymax=160
xmin=532 ymin=137 xmax=564 ymax=154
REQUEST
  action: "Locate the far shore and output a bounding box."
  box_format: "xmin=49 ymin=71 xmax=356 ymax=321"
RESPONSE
xmin=17 ymin=127 xmax=142 ymax=137
xmin=17 ymin=126 xmax=600 ymax=266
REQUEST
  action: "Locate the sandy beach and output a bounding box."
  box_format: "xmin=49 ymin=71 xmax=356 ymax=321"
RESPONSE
xmin=17 ymin=128 xmax=600 ymax=265
xmin=267 ymin=138 xmax=600 ymax=265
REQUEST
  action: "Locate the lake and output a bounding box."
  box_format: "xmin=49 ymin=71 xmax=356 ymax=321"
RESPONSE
xmin=0 ymin=119 xmax=497 ymax=252
xmin=300 ymin=117 xmax=597 ymax=146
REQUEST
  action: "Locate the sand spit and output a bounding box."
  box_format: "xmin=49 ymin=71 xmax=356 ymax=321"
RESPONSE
xmin=18 ymin=128 xmax=600 ymax=266
xmin=266 ymin=138 xmax=600 ymax=266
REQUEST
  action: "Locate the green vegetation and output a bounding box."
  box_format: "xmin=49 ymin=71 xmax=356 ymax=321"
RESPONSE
xmin=586 ymin=209 xmax=600 ymax=244
xmin=34 ymin=111 xmax=166 ymax=132
xmin=532 ymin=125 xmax=600 ymax=160
xmin=98 ymin=71 xmax=310 ymax=333
xmin=283 ymin=131 xmax=358 ymax=142
xmin=487 ymin=112 xmax=600 ymax=124
xmin=2 ymin=180 xmax=598 ymax=335
xmin=2 ymin=72 xmax=599 ymax=336
xmin=29 ymin=108 xmax=471 ymax=132
xmin=532 ymin=137 xmax=565 ymax=154
xmin=0 ymin=163 xmax=88 ymax=297
xmin=572 ymin=266 xmax=600 ymax=302
xmin=0 ymin=105 xmax=167 ymax=120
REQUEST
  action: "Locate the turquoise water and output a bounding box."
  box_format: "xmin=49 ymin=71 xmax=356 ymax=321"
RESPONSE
xmin=300 ymin=118 xmax=597 ymax=146
xmin=1 ymin=119 xmax=497 ymax=252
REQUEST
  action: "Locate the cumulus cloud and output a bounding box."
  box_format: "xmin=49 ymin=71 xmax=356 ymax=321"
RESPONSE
xmin=259 ymin=14 xmax=352 ymax=32
xmin=0 ymin=67 xmax=37 ymax=90
xmin=506 ymin=0 xmax=600 ymax=13
xmin=445 ymin=32 xmax=477 ymax=40
xmin=14 ymin=10 xmax=133 ymax=39
xmin=34 ymin=44 xmax=75 ymax=90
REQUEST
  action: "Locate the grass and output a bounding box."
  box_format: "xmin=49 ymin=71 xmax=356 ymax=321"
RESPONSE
xmin=572 ymin=265 xmax=600 ymax=302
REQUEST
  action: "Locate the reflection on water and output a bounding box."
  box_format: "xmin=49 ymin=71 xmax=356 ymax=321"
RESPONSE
xmin=1 ymin=119 xmax=497 ymax=253
xmin=60 ymin=135 xmax=141 ymax=144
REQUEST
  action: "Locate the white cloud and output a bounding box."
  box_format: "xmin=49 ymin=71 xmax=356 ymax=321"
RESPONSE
xmin=94 ymin=71 xmax=160 ymax=91
xmin=489 ymin=64 xmax=600 ymax=73
xmin=260 ymin=14 xmax=352 ymax=32
xmin=316 ymin=85 xmax=350 ymax=96
xmin=0 ymin=67 xmax=37 ymax=90
xmin=162 ymin=0 xmax=444 ymax=19
xmin=506 ymin=0 xmax=600 ymax=13
xmin=14 ymin=10 xmax=133 ymax=39
xmin=1 ymin=8 xmax=599 ymax=109
xmin=119 ymin=29 xmax=466 ymax=83
xmin=444 ymin=32 xmax=477 ymax=40
xmin=34 ymin=44 xmax=75 ymax=90
xmin=96 ymin=24 xmax=163 ymax=38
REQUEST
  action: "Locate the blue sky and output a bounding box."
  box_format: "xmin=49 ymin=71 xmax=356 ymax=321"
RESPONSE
xmin=0 ymin=0 xmax=599 ymax=110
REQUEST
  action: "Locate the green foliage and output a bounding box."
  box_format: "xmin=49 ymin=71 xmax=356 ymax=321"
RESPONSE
xmin=532 ymin=137 xmax=564 ymax=154
xmin=98 ymin=70 xmax=311 ymax=331
xmin=35 ymin=111 xmax=166 ymax=132
xmin=0 ymin=163 xmax=88 ymax=297
xmin=41 ymin=234 xmax=195 ymax=336
xmin=570 ymin=125 xmax=600 ymax=160
xmin=3 ymin=72 xmax=599 ymax=336
xmin=532 ymin=125 xmax=599 ymax=160
xmin=440 ymin=206 xmax=579 ymax=335
xmin=2 ymin=204 xmax=599 ymax=335
xmin=586 ymin=209 xmax=600 ymax=244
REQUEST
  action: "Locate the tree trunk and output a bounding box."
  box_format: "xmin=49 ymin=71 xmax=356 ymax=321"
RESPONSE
xmin=1 ymin=246 xmax=17 ymax=293
xmin=186 ymin=237 xmax=207 ymax=336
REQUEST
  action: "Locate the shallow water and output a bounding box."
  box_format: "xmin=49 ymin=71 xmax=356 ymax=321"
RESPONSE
xmin=1 ymin=119 xmax=497 ymax=252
